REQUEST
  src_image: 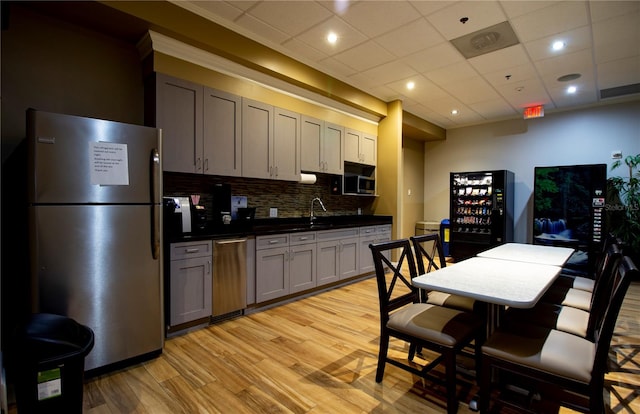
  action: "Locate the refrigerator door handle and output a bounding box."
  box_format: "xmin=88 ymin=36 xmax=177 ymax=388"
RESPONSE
xmin=151 ymin=148 xmax=161 ymax=259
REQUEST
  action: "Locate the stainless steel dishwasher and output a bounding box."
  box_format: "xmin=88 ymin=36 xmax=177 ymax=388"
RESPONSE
xmin=212 ymin=238 xmax=247 ymax=317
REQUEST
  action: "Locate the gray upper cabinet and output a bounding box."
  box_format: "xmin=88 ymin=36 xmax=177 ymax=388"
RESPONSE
xmin=156 ymin=73 xmax=241 ymax=176
xmin=156 ymin=73 xmax=203 ymax=174
xmin=273 ymin=107 xmax=301 ymax=181
xmin=203 ymin=88 xmax=242 ymax=176
xmin=345 ymin=128 xmax=376 ymax=167
xmin=300 ymin=116 xmax=344 ymax=175
xmin=242 ymin=98 xmax=273 ymax=180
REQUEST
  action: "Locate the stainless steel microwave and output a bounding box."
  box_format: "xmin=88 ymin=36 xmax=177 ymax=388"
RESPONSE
xmin=344 ymin=175 xmax=375 ymax=194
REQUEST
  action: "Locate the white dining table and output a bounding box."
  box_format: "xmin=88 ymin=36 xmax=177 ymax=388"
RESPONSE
xmin=476 ymin=242 xmax=575 ymax=266
xmin=412 ymin=256 xmax=562 ymax=309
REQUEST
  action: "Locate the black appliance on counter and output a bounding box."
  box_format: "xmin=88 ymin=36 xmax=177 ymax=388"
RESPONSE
xmin=449 ymin=170 xmax=514 ymax=260
xmin=212 ymin=183 xmax=232 ymax=225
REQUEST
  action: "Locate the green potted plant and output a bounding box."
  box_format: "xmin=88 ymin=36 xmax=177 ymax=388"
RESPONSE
xmin=607 ymin=153 xmax=640 ymax=262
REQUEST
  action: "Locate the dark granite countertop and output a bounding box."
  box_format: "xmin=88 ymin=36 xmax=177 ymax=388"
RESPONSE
xmin=166 ymin=215 xmax=392 ymax=243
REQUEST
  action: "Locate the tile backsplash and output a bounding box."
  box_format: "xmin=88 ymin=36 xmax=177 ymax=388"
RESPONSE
xmin=164 ymin=172 xmax=375 ymax=221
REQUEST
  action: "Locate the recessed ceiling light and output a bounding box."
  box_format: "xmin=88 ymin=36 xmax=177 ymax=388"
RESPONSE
xmin=552 ymin=40 xmax=565 ymax=51
xmin=406 ymin=81 xmax=415 ymax=90
xmin=567 ymin=85 xmax=577 ymax=94
xmin=451 ymin=109 xmax=459 ymax=115
xmin=327 ymin=32 xmax=338 ymax=44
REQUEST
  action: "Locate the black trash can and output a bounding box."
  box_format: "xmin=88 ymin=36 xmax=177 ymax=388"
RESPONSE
xmin=14 ymin=313 xmax=94 ymax=414
xmin=440 ymin=219 xmax=451 ymax=257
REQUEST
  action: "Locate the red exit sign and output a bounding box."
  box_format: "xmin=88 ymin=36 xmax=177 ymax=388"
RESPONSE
xmin=523 ymin=105 xmax=544 ymax=119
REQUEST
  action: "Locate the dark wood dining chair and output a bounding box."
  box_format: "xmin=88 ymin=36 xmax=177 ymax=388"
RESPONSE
xmin=369 ymin=239 xmax=485 ymax=414
xmin=479 ymin=255 xmax=638 ymax=413
xmin=502 ymin=243 xmax=622 ymax=341
xmin=410 ymin=233 xmax=487 ymax=316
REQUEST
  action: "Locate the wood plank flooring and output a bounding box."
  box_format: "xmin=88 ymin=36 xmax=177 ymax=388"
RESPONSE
xmin=9 ymin=277 xmax=640 ymax=413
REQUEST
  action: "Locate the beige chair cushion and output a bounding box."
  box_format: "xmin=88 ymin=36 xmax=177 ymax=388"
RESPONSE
xmin=572 ymin=276 xmax=595 ymax=292
xmin=482 ymin=325 xmax=595 ymax=383
xmin=388 ymin=303 xmax=481 ymax=347
xmin=560 ymin=288 xmax=592 ymax=311
xmin=505 ymin=302 xmax=589 ymax=338
xmin=426 ymin=291 xmax=477 ymax=312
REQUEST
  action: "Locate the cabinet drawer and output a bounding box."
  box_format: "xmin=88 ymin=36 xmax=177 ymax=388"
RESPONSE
xmin=359 ymin=226 xmax=377 ymax=236
xmin=170 ymin=241 xmax=212 ymax=260
xmin=376 ymin=224 xmax=392 ymax=234
xmin=256 ymin=234 xmax=289 ymax=250
xmin=316 ymin=227 xmax=359 ymax=241
xmin=289 ymin=231 xmax=316 ymax=245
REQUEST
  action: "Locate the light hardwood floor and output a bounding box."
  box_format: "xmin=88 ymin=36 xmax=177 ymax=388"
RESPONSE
xmin=10 ymin=277 xmax=640 ymax=413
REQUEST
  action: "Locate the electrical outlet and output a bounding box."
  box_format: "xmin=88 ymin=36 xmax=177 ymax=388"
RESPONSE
xmin=269 ymin=208 xmax=278 ymax=218
xmin=611 ymin=150 xmax=623 ymax=159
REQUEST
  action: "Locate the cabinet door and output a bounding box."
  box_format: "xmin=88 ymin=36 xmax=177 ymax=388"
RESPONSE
xmin=323 ymin=123 xmax=344 ymax=174
xmin=156 ymin=74 xmax=202 ymax=173
xmin=361 ymin=133 xmax=377 ymax=166
xmin=273 ymin=108 xmax=300 ymax=181
xmin=169 ymin=256 xmax=212 ymax=326
xmin=203 ymin=88 xmax=241 ymax=176
xmin=344 ymin=129 xmax=361 ymax=163
xmin=256 ymin=246 xmax=290 ymax=302
xmin=300 ymin=115 xmax=323 ymax=173
xmin=359 ymin=227 xmax=378 ymax=274
xmin=317 ymin=240 xmax=340 ymax=286
xmin=290 ymin=243 xmax=316 ymax=293
xmin=339 ymin=236 xmax=360 ymax=279
xmin=242 ymin=98 xmax=273 ymax=179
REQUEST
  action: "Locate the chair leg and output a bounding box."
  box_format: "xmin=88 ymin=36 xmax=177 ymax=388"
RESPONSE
xmin=446 ymin=351 xmax=459 ymax=414
xmin=408 ymin=342 xmax=417 ymax=361
xmin=376 ymin=333 xmax=390 ymax=383
xmin=479 ymin=356 xmax=492 ymax=413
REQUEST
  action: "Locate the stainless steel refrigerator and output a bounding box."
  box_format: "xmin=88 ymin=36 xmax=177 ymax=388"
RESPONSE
xmin=27 ymin=109 xmax=163 ymax=372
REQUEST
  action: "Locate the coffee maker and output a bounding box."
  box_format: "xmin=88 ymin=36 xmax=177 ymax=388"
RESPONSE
xmin=163 ymin=196 xmax=191 ymax=235
xmin=211 ymin=183 xmax=232 ymax=226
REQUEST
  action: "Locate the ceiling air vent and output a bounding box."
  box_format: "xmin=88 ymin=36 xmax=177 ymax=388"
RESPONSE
xmin=600 ymin=83 xmax=640 ymax=99
xmin=450 ymin=21 xmax=520 ymax=59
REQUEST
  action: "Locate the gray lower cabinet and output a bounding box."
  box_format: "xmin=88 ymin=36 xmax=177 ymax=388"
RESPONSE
xmin=317 ymin=228 xmax=360 ymax=286
xmin=359 ymin=225 xmax=392 ymax=274
xmin=169 ymin=240 xmax=213 ymax=326
xmin=289 ymin=232 xmax=317 ymax=294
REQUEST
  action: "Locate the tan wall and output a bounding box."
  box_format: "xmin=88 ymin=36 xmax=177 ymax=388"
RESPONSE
xmin=402 ymin=138 xmax=425 ymax=238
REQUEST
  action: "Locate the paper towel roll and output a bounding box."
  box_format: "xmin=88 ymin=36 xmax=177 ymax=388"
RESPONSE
xmin=299 ymin=173 xmax=317 ymax=184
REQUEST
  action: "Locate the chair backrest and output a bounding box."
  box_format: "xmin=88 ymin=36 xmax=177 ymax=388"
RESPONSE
xmin=410 ymin=233 xmax=447 ymax=275
xmin=586 ymin=243 xmax=623 ymax=339
xmin=369 ymin=239 xmax=420 ymax=323
xmin=591 ymin=256 xmax=638 ymax=390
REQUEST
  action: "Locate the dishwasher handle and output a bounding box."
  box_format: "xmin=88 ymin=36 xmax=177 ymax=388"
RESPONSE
xmin=215 ymin=238 xmax=248 ymax=245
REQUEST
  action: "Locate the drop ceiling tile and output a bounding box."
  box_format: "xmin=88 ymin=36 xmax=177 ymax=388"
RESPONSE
xmin=402 ymin=41 xmax=464 ymax=73
xmin=405 ymin=105 xmax=453 ymax=128
xmin=224 ymin=1 xmax=259 ymax=13
xmin=469 ymin=98 xmax=518 ymax=119
xmin=424 ymin=60 xmax=478 ymax=85
xmin=295 ymin=15 xmax=367 ymax=55
xmin=356 ymin=60 xmax=419 ymax=86
xmin=247 ymin=1 xmax=333 ymax=37
xmin=367 ymin=83 xmax=402 ymax=102
xmin=540 ymin=69 xmax=595 ymax=94
xmin=510 ymin=2 xmax=589 ymax=43
xmin=499 ymin=1 xmax=556 ymax=19
xmin=426 ymin=1 xmax=507 ymax=40
xmin=482 ymin=63 xmax=539 ymax=87
xmin=339 ymin=1 xmax=420 ymax=38
xmin=386 ymin=75 xmax=449 ymax=101
xmin=441 ymin=77 xmax=502 ymax=105
xmin=332 ymin=40 xmax=396 ymax=72
xmin=534 ymin=49 xmax=594 ymax=80
xmin=316 ymin=56 xmax=359 ymax=78
xmin=282 ymin=37 xmax=330 ymax=64
xmin=495 ymin=78 xmax=553 ymax=109
xmin=524 ymin=26 xmax=592 ymax=62
xmin=409 ymin=1 xmax=452 ymax=18
xmin=592 ymin=12 xmax=640 ymax=64
xmin=375 ymin=18 xmax=445 ymax=58
xmin=235 ymin=13 xmax=290 ymax=44
xmin=548 ymin=84 xmax=598 ymax=108
xmin=190 ymin=1 xmax=246 ymax=21
xmin=468 ymin=44 xmax=530 ymax=74
xmin=589 ymin=0 xmax=640 ymax=23
xmin=598 ymin=56 xmax=640 ymax=89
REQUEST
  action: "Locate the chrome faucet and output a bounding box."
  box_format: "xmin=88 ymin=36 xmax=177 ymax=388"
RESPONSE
xmin=310 ymin=197 xmax=327 ymax=223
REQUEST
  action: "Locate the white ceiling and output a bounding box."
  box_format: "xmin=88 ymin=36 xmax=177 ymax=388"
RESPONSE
xmin=178 ymin=0 xmax=640 ymax=129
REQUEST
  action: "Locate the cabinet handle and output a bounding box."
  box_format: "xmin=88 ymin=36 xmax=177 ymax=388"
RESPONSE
xmin=299 ymin=237 xmax=308 ymax=241
xmin=275 ymin=166 xmax=278 ymax=177
xmin=285 ymin=251 xmax=289 ymax=261
xmin=184 ymin=248 xmax=200 ymax=253
xmin=196 ymin=157 xmax=202 ymax=172
xmin=269 ymin=240 xmax=279 ymax=244
xmin=204 ymin=158 xmax=209 ymax=172
xmin=208 ymin=260 xmax=211 ymax=274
